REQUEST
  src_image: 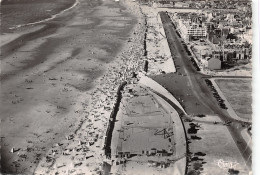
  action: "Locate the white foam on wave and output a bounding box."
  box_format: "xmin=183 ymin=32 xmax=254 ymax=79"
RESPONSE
xmin=9 ymin=0 xmax=80 ymax=30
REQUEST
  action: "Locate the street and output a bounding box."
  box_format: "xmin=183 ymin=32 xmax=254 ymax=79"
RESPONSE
xmin=152 ymin=11 xmax=252 ymax=168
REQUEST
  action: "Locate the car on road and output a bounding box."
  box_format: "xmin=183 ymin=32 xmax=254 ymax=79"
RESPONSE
xmin=220 ymin=103 xmax=228 ymax=109
xmin=218 ymin=98 xmax=224 ymax=102
xmin=213 ymin=92 xmax=218 ymax=96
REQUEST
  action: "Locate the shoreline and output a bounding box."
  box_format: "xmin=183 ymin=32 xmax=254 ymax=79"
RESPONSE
xmin=9 ymin=0 xmax=80 ymax=30
xmin=0 ymin=0 xmax=78 ymax=33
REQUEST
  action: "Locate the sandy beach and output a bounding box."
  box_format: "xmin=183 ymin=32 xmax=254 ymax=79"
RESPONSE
xmin=0 ymin=0 xmax=146 ymax=174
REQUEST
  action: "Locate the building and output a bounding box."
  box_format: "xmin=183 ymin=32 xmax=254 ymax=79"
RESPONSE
xmin=205 ymin=57 xmax=221 ymax=70
xmin=223 ymin=43 xmax=251 ymax=61
xmin=204 ymin=22 xmax=215 ymax=32
xmin=208 ymin=31 xmax=221 ymax=44
xmin=153 ymin=0 xmax=174 ymax=7
xmin=178 ymin=21 xmax=207 ymax=41
xmin=187 ymin=24 xmax=207 ymax=39
xmin=174 ymin=2 xmax=189 ymax=8
xmin=213 ymin=51 xmax=222 ymax=60
xmin=236 ymin=51 xmax=245 ymax=60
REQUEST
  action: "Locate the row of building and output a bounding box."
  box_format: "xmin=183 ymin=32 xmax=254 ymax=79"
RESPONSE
xmin=138 ymin=0 xmax=251 ymax=11
xmin=168 ymin=10 xmax=252 ymax=70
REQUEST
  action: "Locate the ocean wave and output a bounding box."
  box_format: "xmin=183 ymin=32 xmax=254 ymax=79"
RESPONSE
xmin=9 ymin=0 xmax=79 ymax=30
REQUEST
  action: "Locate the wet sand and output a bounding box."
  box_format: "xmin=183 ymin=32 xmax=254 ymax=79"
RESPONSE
xmin=0 ymin=0 xmax=77 ymax=33
xmin=0 ymin=0 xmax=144 ymax=174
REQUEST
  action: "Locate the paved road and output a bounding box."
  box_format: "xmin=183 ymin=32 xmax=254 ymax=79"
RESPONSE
xmin=157 ymin=12 xmax=252 ymax=168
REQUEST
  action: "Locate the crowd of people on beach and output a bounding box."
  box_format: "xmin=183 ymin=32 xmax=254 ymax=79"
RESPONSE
xmin=35 ymin=1 xmax=149 ymax=174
